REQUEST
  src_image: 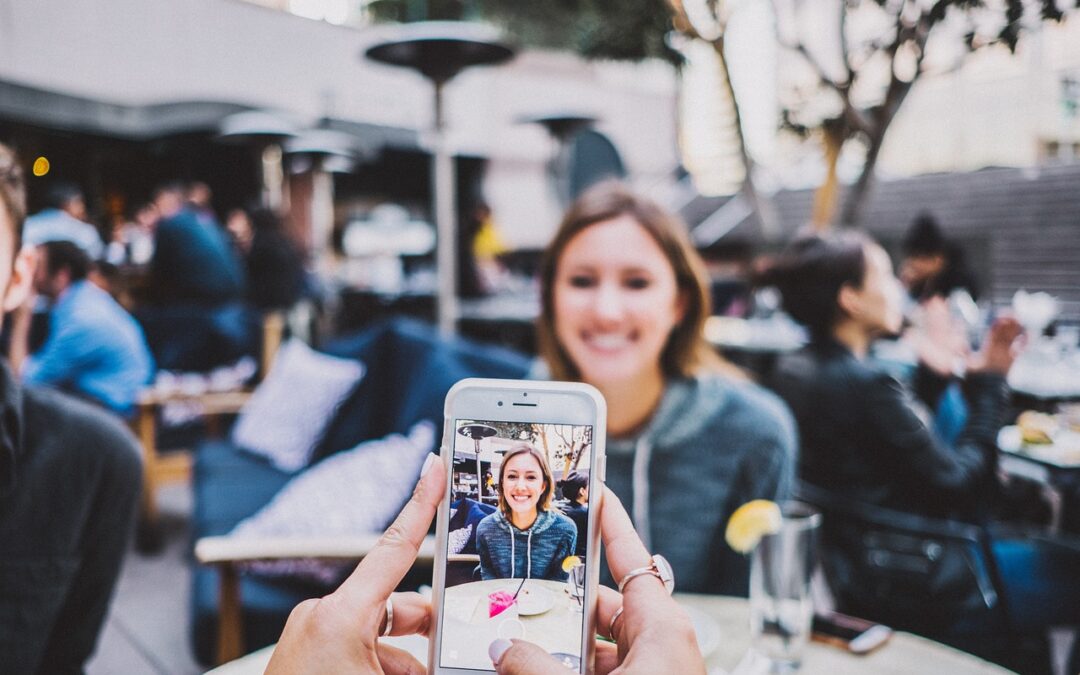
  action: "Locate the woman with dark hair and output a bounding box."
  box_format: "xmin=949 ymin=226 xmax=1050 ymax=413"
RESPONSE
xmin=535 ymin=181 xmax=796 ymax=594
xmin=475 ymin=443 xmax=577 ymax=581
xmin=558 ymin=471 xmax=589 ymax=557
xmin=766 ymin=231 xmax=1013 ymax=518
xmin=765 ymin=232 xmax=1080 ymax=641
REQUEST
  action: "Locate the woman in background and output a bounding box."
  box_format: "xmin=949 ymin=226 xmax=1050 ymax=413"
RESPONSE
xmin=766 ymin=231 xmax=1080 ymax=647
xmin=558 ymin=471 xmax=590 ymax=558
xmin=535 ymin=181 xmax=796 ymax=594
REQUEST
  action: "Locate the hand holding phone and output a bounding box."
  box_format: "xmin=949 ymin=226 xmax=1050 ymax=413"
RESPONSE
xmin=491 ymin=487 xmax=706 ymax=675
xmin=431 ymin=379 xmax=607 ymax=673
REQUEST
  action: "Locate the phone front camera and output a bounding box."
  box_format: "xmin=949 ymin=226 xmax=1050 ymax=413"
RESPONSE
xmin=497 ymin=401 xmax=503 ymax=407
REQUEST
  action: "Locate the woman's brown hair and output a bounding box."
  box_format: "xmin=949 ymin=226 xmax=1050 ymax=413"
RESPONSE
xmin=497 ymin=443 xmax=555 ymax=520
xmin=0 ymin=145 xmax=26 ymax=252
xmin=537 ymin=180 xmax=728 ymax=382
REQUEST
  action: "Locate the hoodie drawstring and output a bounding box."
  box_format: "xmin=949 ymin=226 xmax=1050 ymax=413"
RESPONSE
xmin=631 ymin=436 xmax=653 ymax=551
xmin=508 ymin=522 xmax=535 ymax=579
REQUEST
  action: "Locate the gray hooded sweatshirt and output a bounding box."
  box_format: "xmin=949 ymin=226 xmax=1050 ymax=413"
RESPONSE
xmin=603 ymin=375 xmax=796 ymax=595
xmin=476 ymin=508 xmax=578 ymax=581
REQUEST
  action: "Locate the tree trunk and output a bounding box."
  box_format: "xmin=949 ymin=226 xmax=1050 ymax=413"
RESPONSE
xmin=811 ymin=126 xmax=844 ymax=230
xmin=839 ymin=77 xmax=913 ymax=227
xmin=838 ymin=129 xmax=885 ymax=228
xmin=709 ymin=38 xmax=776 ymax=237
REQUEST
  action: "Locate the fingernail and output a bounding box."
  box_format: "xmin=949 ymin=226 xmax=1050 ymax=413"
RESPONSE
xmin=488 ymin=638 xmax=512 ymax=666
xmin=420 ymin=452 xmax=438 ymax=477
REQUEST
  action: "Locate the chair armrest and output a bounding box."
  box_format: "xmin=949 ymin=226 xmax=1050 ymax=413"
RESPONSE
xmin=447 ymin=553 xmax=480 ymax=564
xmin=137 ymin=389 xmax=253 ymax=416
xmin=195 ymin=534 xmax=438 ymax=565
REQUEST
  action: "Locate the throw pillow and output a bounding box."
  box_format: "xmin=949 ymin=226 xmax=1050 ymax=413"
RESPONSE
xmin=230 ymin=422 xmax=437 ymax=583
xmin=231 ymin=339 xmax=365 ymax=472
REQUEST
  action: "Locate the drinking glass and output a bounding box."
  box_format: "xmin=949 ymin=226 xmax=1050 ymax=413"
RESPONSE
xmin=567 ymin=564 xmax=586 ymax=612
xmin=749 ymin=502 xmax=821 ymax=672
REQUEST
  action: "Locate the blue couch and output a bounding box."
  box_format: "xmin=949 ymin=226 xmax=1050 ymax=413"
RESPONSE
xmin=190 ymin=317 xmax=531 ymax=664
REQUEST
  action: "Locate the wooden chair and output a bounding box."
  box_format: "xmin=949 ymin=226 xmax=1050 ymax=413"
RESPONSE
xmin=131 ymin=311 xmax=286 ymax=548
xmin=194 ymin=534 xmax=437 ymax=664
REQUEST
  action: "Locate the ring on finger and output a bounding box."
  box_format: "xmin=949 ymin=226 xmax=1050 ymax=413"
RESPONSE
xmin=381 ymin=597 xmax=394 ymax=637
xmin=608 ymin=606 xmax=625 ymax=641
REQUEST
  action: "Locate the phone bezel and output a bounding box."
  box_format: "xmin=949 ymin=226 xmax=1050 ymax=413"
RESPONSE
xmin=429 ymin=378 xmax=607 ymax=675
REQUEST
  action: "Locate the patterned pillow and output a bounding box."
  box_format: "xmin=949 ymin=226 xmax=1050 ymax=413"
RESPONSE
xmin=230 ymin=422 xmax=436 ymax=583
xmin=232 ymin=339 xmax=365 ymax=472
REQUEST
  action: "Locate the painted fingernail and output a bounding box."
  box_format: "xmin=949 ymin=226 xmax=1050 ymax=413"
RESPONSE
xmin=420 ymin=452 xmax=438 ymax=477
xmin=488 ymin=638 xmax=512 ymax=666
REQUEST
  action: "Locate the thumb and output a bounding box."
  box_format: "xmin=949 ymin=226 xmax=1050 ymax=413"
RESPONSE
xmin=490 ymin=638 xmax=571 ymax=674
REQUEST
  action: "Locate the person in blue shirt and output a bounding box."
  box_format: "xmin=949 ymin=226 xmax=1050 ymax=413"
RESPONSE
xmin=138 ymin=181 xmax=254 ymax=371
xmin=10 ymin=240 xmax=154 ymax=416
xmin=23 ymin=182 xmax=104 ymax=259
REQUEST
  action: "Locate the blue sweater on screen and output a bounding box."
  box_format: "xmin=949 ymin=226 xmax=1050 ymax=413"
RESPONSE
xmin=476 ymin=508 xmax=577 ymax=581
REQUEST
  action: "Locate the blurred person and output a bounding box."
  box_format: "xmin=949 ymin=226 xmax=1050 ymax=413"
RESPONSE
xmin=900 ymin=212 xmax=978 ymax=302
xmin=557 ymin=470 xmax=590 ymax=557
xmin=140 ymin=180 xmax=252 ymax=371
xmin=0 ymin=143 xmax=141 ymax=674
xmin=105 ymin=201 xmax=157 ymax=267
xmin=225 ymin=207 xmax=254 ymax=255
xmin=186 ymin=180 xmax=214 ymax=218
xmin=475 ymin=443 xmax=578 ymax=582
xmin=147 ymin=180 xmax=242 ymax=305
xmin=8 ymin=240 xmax=154 ymax=416
xmin=535 ymin=181 xmax=796 ymax=594
xmin=765 ymin=231 xmax=1080 ymax=637
xmin=23 ymin=181 xmax=104 ymax=259
xmin=237 ymin=208 xmax=307 ymax=311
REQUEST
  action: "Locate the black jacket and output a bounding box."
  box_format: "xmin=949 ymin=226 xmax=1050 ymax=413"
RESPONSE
xmin=767 ymin=339 xmax=1010 ymax=522
xmin=0 ymin=361 xmax=141 ymax=674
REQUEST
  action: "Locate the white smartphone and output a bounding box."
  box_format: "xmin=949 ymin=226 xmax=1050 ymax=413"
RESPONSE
xmin=429 ymin=378 xmax=607 ymax=674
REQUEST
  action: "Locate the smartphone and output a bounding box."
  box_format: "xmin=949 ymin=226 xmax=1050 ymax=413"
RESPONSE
xmin=429 ymin=378 xmax=607 ymax=674
xmin=811 ymin=611 xmax=892 ymax=654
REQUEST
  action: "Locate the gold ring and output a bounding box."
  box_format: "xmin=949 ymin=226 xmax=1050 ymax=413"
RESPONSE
xmin=608 ymin=606 xmax=624 ymax=640
xmin=380 ymin=597 xmax=394 ymax=637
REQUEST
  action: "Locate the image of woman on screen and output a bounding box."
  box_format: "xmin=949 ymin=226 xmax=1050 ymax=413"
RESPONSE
xmin=476 ymin=443 xmax=578 ymax=581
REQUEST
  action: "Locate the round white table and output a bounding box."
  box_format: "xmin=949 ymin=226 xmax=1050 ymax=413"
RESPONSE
xmin=207 ymin=594 xmax=1013 ymax=674
xmin=438 ymin=578 xmax=583 ymax=671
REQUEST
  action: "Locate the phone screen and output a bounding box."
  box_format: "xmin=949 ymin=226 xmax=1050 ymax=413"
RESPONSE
xmin=438 ymin=417 xmax=594 ymax=672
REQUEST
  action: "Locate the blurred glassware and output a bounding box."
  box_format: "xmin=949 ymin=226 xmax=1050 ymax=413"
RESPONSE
xmin=749 ymin=502 xmax=820 ymax=673
xmin=1012 ymin=290 xmax=1059 ymax=337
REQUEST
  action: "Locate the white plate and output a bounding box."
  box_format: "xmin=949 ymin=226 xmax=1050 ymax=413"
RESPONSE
xmin=684 ymin=604 xmax=722 ymax=659
xmin=513 ymin=586 xmax=556 ymax=615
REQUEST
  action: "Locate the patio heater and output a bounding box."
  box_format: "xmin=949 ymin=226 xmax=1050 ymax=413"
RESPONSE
xmin=365 ymin=22 xmax=515 ymax=336
xmin=457 ymin=423 xmax=497 ymax=502
xmin=218 ymin=110 xmax=300 ymax=210
xmin=283 ymin=128 xmax=374 ymax=267
xmin=519 ymin=112 xmax=597 ymax=208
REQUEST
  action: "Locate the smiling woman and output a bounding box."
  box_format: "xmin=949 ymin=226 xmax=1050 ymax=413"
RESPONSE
xmin=535 ymin=181 xmax=797 ymax=595
xmin=475 ymin=443 xmax=578 ymax=582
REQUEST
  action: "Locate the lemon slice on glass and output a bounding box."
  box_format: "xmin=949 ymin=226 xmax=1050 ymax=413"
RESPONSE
xmin=725 ymin=500 xmax=782 ymax=553
xmin=561 ymin=555 xmax=583 ymax=573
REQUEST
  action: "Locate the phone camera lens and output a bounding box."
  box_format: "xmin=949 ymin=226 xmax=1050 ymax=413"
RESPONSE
xmin=497 ymin=401 xmax=503 ymax=407
xmin=522 ymin=392 xmax=528 ymax=398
